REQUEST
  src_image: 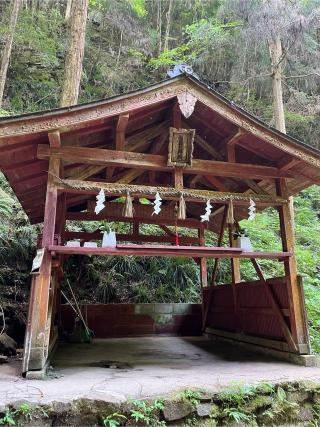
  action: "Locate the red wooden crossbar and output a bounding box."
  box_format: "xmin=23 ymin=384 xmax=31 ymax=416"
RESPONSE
xmin=48 ymin=244 xmax=292 ymax=259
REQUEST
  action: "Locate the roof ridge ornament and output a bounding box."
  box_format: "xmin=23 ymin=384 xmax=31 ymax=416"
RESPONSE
xmin=167 ymin=64 xmax=200 ymax=80
xmin=177 ymin=90 xmax=197 ymax=118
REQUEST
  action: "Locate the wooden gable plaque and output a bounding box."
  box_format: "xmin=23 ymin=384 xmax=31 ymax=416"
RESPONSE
xmin=167 ymin=127 xmax=195 ymax=167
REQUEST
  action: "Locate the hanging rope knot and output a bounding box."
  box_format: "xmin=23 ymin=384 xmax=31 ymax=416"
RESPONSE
xmin=178 ymin=192 xmax=186 ymax=220
xmin=227 ymin=198 xmax=234 ymax=225
xmin=123 ymin=190 xmax=134 ymax=218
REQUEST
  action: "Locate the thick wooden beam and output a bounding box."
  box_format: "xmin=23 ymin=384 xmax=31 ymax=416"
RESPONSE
xmin=38 ymin=145 xmax=294 ymax=180
xmin=48 ymin=244 xmax=291 ymax=259
xmin=64 ymin=231 xmax=198 ymax=245
xmin=67 ymin=211 xmax=203 ymax=229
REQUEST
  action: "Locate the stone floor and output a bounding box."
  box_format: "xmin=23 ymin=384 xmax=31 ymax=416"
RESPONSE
xmin=1 ymin=336 xmax=320 ymax=406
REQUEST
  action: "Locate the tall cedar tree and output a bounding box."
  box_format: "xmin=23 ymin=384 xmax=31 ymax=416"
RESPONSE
xmin=0 ymin=0 xmax=20 ymax=108
xmin=60 ymin=0 xmax=88 ymax=107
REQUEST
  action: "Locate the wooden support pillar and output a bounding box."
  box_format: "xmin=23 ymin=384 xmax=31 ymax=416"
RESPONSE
xmin=54 ymin=170 xmax=66 ymax=337
xmin=202 ymin=205 xmax=228 ymax=330
xmin=174 ymin=167 xmax=183 ymax=189
xmin=172 ymin=101 xmax=182 ymax=128
xmin=276 ymin=178 xmax=310 ymax=353
xmin=228 ymin=222 xmax=241 ymax=332
xmin=23 ymin=133 xmax=60 ymax=373
xmin=198 ymin=228 xmax=207 ymax=288
xmin=198 ymin=227 xmax=207 ymax=326
xmin=228 ymin=224 xmax=241 ymax=284
xmin=211 ymin=205 xmax=228 ymax=285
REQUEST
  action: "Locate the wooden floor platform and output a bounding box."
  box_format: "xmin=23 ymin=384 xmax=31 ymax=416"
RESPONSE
xmin=49 ymin=244 xmax=292 ymax=259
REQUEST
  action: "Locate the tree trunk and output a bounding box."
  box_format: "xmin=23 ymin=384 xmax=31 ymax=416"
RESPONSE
xmin=269 ymin=36 xmax=296 ymax=241
xmin=65 ymin=0 xmax=72 ymax=22
xmin=60 ymin=0 xmax=88 ymax=107
xmin=268 ymin=36 xmax=286 ymax=133
xmin=157 ymin=0 xmax=162 ymax=55
xmin=0 ymin=0 xmax=21 ymax=108
xmin=163 ymin=0 xmax=172 ymax=52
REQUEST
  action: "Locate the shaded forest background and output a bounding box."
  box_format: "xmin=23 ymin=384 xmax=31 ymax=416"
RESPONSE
xmin=0 ymin=0 xmax=320 ymax=350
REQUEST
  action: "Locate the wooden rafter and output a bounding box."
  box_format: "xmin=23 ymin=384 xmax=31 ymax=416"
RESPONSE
xmin=190 ymin=128 xmax=269 ymax=195
xmin=204 ymin=176 xmax=227 ymax=192
xmin=278 ymin=155 xmax=302 ymax=170
xmin=65 ymin=121 xmax=170 ymax=181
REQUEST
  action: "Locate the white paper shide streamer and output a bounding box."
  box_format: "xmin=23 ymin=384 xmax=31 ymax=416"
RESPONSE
xmin=95 ymin=188 xmax=105 ymax=214
xmin=152 ymin=192 xmax=162 ymax=215
xmin=248 ymin=198 xmax=256 ymax=220
xmin=200 ymin=199 xmax=212 ymax=222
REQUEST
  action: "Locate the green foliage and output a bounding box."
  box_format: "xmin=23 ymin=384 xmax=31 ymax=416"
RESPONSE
xmin=128 ymin=0 xmax=147 ymax=18
xmin=0 ymin=404 xmax=48 ymax=426
xmin=0 ymin=188 xmax=14 ymax=219
xmin=180 ymin=389 xmax=201 ymax=407
xmin=0 ymin=408 xmax=16 ymax=426
xmin=0 ymin=174 xmax=37 ymax=344
xmin=219 ymin=382 xmax=257 ymax=407
xmin=63 ymin=251 xmax=200 ymax=304
xmin=102 ymin=412 xmax=127 ymax=427
xmin=129 ymin=399 xmax=165 ymax=426
xmin=149 ymin=45 xmax=191 ymax=68
xmin=0 ymin=109 xmax=11 ymax=117
xmin=222 ymin=407 xmax=252 ymax=423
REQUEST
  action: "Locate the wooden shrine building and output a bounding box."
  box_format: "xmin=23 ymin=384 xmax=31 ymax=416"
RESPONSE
xmin=1 ymin=72 xmax=320 ymax=376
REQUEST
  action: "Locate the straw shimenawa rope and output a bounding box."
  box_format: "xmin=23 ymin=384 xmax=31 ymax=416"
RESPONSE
xmin=58 ymin=179 xmax=285 ymax=204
